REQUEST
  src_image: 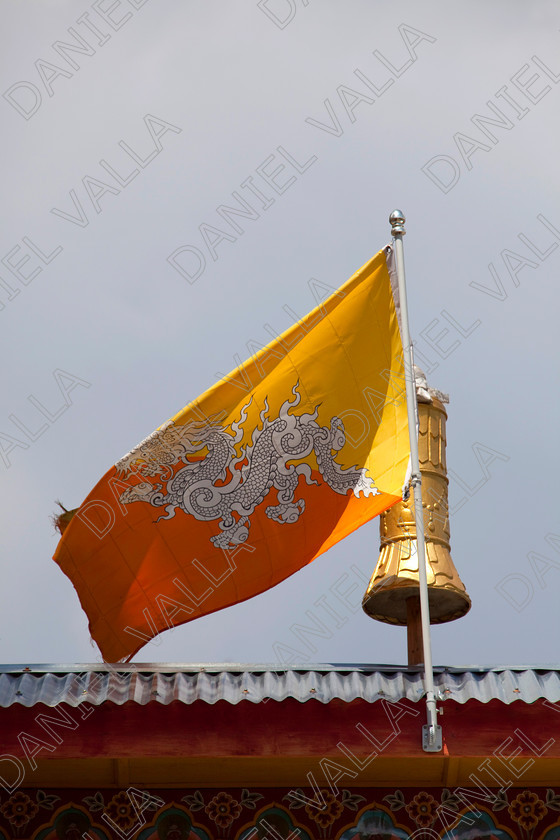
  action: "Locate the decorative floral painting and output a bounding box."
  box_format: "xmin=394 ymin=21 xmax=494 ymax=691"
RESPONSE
xmin=1 ymin=788 xmax=560 ymax=840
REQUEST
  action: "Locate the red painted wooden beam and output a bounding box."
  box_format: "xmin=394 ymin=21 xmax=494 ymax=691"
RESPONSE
xmin=0 ymin=699 xmax=559 ymax=762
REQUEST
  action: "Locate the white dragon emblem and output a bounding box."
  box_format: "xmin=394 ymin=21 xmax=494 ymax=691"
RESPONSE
xmin=115 ymin=384 xmax=378 ymax=549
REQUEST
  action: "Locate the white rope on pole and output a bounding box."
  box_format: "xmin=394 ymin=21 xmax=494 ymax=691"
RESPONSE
xmin=389 ymin=209 xmax=442 ymax=752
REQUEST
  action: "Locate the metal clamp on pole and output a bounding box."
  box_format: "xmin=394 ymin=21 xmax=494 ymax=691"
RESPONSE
xmin=389 ymin=209 xmax=442 ymax=753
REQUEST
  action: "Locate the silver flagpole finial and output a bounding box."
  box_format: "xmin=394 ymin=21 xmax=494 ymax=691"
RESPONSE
xmin=389 ymin=209 xmax=406 ymax=236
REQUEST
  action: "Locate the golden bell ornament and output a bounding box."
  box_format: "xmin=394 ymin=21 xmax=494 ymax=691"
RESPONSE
xmin=362 ymin=396 xmax=471 ymax=630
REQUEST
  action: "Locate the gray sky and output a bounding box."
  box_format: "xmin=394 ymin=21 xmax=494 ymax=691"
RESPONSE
xmin=1 ymin=0 xmax=559 ymax=666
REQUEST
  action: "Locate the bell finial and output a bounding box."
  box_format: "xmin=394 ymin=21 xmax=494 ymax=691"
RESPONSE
xmin=362 ymin=380 xmax=470 ymax=663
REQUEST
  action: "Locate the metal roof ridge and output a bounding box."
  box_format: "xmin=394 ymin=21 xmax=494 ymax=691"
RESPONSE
xmin=0 ymin=662 xmax=559 ymax=674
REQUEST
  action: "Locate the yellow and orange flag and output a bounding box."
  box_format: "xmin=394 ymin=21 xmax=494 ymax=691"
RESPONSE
xmin=54 ymin=247 xmax=409 ymax=662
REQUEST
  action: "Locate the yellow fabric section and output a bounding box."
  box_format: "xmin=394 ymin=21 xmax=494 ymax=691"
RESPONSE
xmin=173 ymin=247 xmax=408 ymax=496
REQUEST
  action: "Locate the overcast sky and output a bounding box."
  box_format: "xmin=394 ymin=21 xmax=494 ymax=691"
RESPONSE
xmin=1 ymin=0 xmax=559 ymax=668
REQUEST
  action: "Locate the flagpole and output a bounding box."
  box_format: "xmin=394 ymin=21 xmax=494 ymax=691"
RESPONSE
xmin=389 ymin=209 xmax=442 ymax=752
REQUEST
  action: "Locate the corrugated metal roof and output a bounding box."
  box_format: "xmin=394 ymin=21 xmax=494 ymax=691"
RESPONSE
xmin=1 ymin=664 xmax=559 ymax=707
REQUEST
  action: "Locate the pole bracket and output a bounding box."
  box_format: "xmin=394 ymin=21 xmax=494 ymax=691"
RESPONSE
xmin=422 ymin=724 xmax=443 ymax=752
